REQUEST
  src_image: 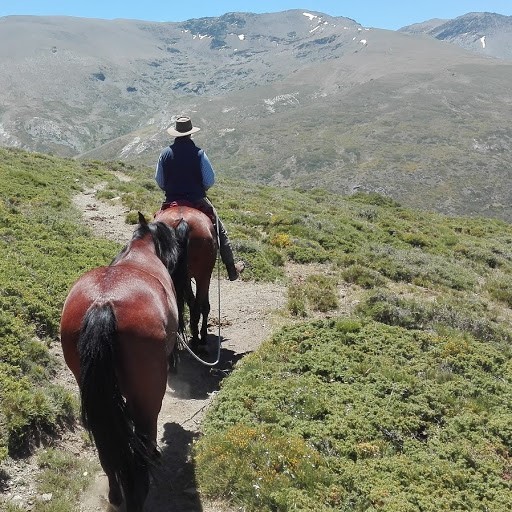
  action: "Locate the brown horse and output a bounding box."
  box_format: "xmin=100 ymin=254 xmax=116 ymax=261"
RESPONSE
xmin=59 ymin=213 xmax=187 ymax=511
xmin=155 ymin=205 xmax=217 ymax=349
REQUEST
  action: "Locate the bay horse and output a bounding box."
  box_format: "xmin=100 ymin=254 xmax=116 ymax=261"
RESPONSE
xmin=59 ymin=213 xmax=187 ymax=511
xmin=155 ymin=204 xmax=217 ymax=350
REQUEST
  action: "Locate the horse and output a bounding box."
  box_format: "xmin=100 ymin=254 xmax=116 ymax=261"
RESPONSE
xmin=59 ymin=212 xmax=188 ymax=511
xmin=155 ymin=204 xmax=217 ymax=350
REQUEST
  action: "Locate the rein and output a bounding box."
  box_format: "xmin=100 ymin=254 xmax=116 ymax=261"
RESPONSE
xmin=177 ymin=206 xmax=222 ymax=367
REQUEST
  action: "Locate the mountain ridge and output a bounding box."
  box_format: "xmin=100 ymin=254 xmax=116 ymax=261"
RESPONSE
xmin=2 ymin=10 xmax=512 ymax=221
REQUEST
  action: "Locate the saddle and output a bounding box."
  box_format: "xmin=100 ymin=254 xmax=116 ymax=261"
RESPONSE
xmin=157 ymin=200 xmax=216 ymax=225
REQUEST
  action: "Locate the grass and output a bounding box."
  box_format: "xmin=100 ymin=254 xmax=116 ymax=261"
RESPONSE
xmin=0 ymin=149 xmax=118 ymax=460
xmin=31 ymin=448 xmax=97 ymax=512
xmin=287 ymin=274 xmax=339 ymax=317
xmin=195 ymin=319 xmax=512 ymax=511
xmin=3 ymin=147 xmax=512 ymax=510
xmin=0 ymin=448 xmax=98 ymax=512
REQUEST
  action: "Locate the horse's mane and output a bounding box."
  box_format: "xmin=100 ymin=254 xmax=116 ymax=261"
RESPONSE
xmin=111 ymin=221 xmax=184 ymax=272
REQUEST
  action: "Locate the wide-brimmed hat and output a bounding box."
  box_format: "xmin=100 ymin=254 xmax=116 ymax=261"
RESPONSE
xmin=166 ymin=116 xmax=201 ymax=137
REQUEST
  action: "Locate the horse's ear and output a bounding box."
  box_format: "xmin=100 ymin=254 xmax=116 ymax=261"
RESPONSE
xmin=138 ymin=212 xmax=148 ymax=226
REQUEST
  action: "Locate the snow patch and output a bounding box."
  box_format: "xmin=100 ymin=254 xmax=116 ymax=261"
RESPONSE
xmin=303 ymin=12 xmax=318 ymax=21
xmin=480 ymin=36 xmax=486 ymax=48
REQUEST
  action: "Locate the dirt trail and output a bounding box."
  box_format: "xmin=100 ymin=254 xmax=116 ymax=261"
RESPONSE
xmin=72 ymin=186 xmax=287 ymax=512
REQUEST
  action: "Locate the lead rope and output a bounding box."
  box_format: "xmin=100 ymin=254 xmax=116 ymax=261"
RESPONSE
xmin=177 ymin=205 xmax=222 ymax=367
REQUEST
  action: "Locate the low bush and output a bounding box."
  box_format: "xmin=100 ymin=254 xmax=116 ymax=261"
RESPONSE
xmin=0 ymin=149 xmax=117 ymax=459
xmin=195 ymin=318 xmax=512 ymax=511
xmin=341 ymin=264 xmax=386 ymax=288
xmin=357 ymin=289 xmax=512 ymax=344
xmin=287 ymin=274 xmax=339 ymax=316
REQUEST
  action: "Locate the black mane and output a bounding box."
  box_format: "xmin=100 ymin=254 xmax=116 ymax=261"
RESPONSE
xmin=111 ymin=221 xmax=181 ymax=272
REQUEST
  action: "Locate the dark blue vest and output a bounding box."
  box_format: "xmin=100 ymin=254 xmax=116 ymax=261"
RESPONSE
xmin=161 ymin=138 xmax=205 ymax=202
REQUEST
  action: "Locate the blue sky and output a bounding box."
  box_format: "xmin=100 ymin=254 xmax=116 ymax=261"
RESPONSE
xmin=0 ymin=1 xmax=511 ymax=30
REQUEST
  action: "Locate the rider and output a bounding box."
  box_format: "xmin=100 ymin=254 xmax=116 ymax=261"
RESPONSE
xmin=155 ymin=115 xmax=245 ymax=281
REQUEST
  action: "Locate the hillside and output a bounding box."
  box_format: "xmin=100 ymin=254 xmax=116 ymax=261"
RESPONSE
xmin=2 ymin=11 xmax=512 ymax=222
xmin=87 ymin=47 xmax=512 ymax=222
xmin=2 ymin=147 xmax=512 ymax=510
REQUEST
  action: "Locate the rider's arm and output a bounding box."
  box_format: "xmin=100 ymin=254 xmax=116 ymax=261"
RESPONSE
xmin=154 ymin=157 xmax=165 ymax=189
xmin=200 ymin=151 xmax=215 ymax=190
xmin=155 ymin=147 xmax=173 ymax=190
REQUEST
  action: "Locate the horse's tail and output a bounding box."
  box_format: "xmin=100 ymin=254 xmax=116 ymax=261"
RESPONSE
xmin=172 ymin=219 xmax=189 ymax=332
xmin=78 ymin=302 xmax=152 ymax=510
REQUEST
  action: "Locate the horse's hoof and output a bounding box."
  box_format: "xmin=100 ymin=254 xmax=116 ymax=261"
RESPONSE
xmin=152 ymin=446 xmax=162 ymax=460
xmin=108 ymin=488 xmax=123 ymax=507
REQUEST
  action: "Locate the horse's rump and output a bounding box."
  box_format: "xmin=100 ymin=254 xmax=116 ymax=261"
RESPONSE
xmin=155 ymin=205 xmax=217 ymax=275
xmin=157 ymin=200 xmax=216 ymax=226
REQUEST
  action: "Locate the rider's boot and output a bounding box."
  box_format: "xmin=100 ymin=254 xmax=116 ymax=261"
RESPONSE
xmin=217 ymin=224 xmax=245 ymax=281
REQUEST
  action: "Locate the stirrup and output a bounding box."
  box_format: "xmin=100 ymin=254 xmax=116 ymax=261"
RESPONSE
xmin=227 ymin=260 xmax=245 ymax=281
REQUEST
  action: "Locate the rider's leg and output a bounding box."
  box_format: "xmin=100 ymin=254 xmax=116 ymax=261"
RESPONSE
xmin=198 ymin=198 xmax=244 ymax=280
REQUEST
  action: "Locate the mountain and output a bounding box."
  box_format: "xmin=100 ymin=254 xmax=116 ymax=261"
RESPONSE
xmin=0 ymin=11 xmax=360 ymax=155
xmin=399 ymin=12 xmax=512 ymax=60
xmin=2 ymin=11 xmax=512 ymax=221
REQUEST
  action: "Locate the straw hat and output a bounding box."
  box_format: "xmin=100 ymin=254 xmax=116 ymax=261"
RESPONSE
xmin=166 ymin=116 xmax=201 ymax=137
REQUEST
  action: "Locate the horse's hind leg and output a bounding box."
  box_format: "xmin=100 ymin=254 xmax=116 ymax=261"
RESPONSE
xmin=199 ymin=298 xmax=211 ymax=345
xmin=117 ymin=338 xmax=168 ymax=510
xmin=189 ymin=298 xmax=201 ymax=349
xmin=96 ymin=454 xmax=122 ymax=507
xmin=123 ymin=462 xmax=149 ymax=512
xmin=195 ymin=280 xmax=211 ymax=346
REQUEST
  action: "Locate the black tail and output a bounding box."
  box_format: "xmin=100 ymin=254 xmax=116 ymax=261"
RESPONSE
xmin=171 ymin=219 xmax=189 ymax=333
xmin=78 ymin=303 xmax=152 ymax=511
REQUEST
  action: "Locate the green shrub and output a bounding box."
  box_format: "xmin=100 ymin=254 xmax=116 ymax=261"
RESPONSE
xmin=303 ymin=274 xmax=339 ymax=312
xmin=341 ymin=264 xmax=386 ymax=288
xmin=196 ymin=319 xmax=512 ymax=511
xmin=485 ymin=272 xmax=512 ymax=307
xmin=286 ymin=274 xmax=339 ymax=316
xmin=195 ymin=424 xmax=329 ymax=511
xmin=0 ymin=148 xmax=117 ymax=457
xmin=356 ymin=289 xmax=512 ymax=344
xmin=287 ymin=285 xmax=307 ymax=317
xmin=365 ymin=245 xmax=477 ymax=290
xmin=286 ymin=240 xmax=329 ymax=264
xmin=96 ymin=189 xmax=117 ymax=200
